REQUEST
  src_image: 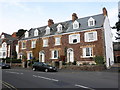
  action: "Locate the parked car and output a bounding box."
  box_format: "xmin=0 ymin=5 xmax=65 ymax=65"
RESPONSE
xmin=32 ymin=62 xmax=58 ymax=72
xmin=0 ymin=63 xmax=11 ymax=69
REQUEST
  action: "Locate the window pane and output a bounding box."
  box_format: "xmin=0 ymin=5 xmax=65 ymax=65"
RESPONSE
xmin=88 ymin=33 xmax=94 ymax=40
xmin=55 ymin=37 xmax=60 ymax=45
xmin=86 ymin=48 xmax=90 ymax=56
xmin=73 ymin=39 xmax=77 ymax=43
xmin=54 ymin=50 xmax=57 ymax=58
xmin=90 ymin=21 xmax=93 ymax=26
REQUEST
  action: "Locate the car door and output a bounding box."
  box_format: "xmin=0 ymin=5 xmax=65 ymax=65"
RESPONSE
xmin=38 ymin=62 xmax=43 ymax=71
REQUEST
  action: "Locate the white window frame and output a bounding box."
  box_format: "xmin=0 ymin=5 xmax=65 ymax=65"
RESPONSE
xmin=69 ymin=34 xmax=80 ymax=44
xmin=57 ymin=24 xmax=62 ymax=33
xmin=21 ymin=42 xmax=26 ymax=49
xmin=51 ymin=50 xmax=58 ymax=59
xmin=25 ymin=31 xmax=29 ymax=38
xmin=34 ymin=29 xmax=38 ymax=36
xmin=73 ymin=20 xmax=79 ymax=29
xmin=43 ymin=39 xmax=48 ymax=47
xmin=84 ymin=31 xmax=97 ymax=42
xmin=83 ymin=47 xmax=93 ymax=58
xmin=31 ymin=40 xmax=36 ymax=48
xmin=45 ymin=26 xmax=50 ymax=35
xmin=88 ymin=17 xmax=95 ymax=27
xmin=1 ymin=35 xmax=5 ymax=39
xmin=55 ymin=37 xmax=61 ymax=46
xmin=2 ymin=42 xmax=6 ymax=48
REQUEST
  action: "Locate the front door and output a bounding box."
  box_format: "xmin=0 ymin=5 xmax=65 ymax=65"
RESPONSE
xmin=67 ymin=48 xmax=74 ymax=63
xmin=39 ymin=51 xmax=45 ymax=62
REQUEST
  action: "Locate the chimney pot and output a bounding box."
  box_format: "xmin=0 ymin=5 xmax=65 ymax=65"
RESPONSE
xmin=103 ymin=7 xmax=108 ymax=16
xmin=72 ymin=13 xmax=78 ymax=22
xmin=48 ymin=19 xmax=54 ymax=26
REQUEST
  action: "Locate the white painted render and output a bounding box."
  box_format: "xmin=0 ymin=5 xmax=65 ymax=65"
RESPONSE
xmin=16 ymin=44 xmax=19 ymax=59
xmin=103 ymin=16 xmax=114 ymax=68
xmin=0 ymin=42 xmax=7 ymax=58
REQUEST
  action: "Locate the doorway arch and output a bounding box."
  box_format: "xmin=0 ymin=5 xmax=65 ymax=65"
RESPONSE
xmin=39 ymin=51 xmax=45 ymax=62
xmin=67 ymin=48 xmax=74 ymax=63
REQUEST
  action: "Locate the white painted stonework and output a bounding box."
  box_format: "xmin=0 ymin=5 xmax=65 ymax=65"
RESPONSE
xmin=0 ymin=42 xmax=7 ymax=58
xmin=103 ymin=16 xmax=114 ymax=68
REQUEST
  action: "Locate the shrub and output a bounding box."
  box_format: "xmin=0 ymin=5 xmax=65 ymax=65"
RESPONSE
xmin=72 ymin=61 xmax=77 ymax=65
xmin=94 ymin=56 xmax=104 ymax=65
xmin=83 ymin=62 xmax=89 ymax=65
xmin=62 ymin=61 xmax=66 ymax=65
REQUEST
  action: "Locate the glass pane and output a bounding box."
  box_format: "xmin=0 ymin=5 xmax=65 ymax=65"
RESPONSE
xmin=86 ymin=48 xmax=90 ymax=56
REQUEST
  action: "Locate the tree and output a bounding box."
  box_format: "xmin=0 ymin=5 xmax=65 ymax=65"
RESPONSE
xmin=115 ymin=20 xmax=120 ymax=31
xmin=16 ymin=29 xmax=27 ymax=38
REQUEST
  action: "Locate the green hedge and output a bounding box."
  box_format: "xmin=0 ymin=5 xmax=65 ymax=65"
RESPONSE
xmin=94 ymin=56 xmax=105 ymax=65
xmin=6 ymin=58 xmax=22 ymax=63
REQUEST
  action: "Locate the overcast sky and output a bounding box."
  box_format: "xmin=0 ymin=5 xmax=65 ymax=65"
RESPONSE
xmin=0 ymin=0 xmax=119 ymax=41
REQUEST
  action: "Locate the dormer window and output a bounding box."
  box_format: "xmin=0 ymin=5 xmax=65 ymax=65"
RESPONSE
xmin=2 ymin=42 xmax=6 ymax=48
xmin=57 ymin=24 xmax=62 ymax=33
xmin=34 ymin=29 xmax=38 ymax=36
xmin=45 ymin=26 xmax=50 ymax=35
xmin=73 ymin=20 xmax=79 ymax=29
xmin=1 ymin=35 xmax=5 ymax=39
xmin=88 ymin=17 xmax=95 ymax=27
xmin=25 ymin=31 xmax=29 ymax=38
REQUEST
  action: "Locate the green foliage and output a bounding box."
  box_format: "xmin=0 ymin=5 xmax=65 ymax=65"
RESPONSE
xmin=94 ymin=56 xmax=104 ymax=65
xmin=16 ymin=29 xmax=27 ymax=38
xmin=72 ymin=61 xmax=76 ymax=65
xmin=62 ymin=61 xmax=66 ymax=65
xmin=116 ymin=20 xmax=120 ymax=31
xmin=5 ymin=58 xmax=22 ymax=63
xmin=83 ymin=62 xmax=89 ymax=65
xmin=22 ymin=55 xmax=27 ymax=59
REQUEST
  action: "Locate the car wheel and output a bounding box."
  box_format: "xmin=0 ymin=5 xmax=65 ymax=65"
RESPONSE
xmin=32 ymin=68 xmax=36 ymax=71
xmin=45 ymin=69 xmax=48 ymax=72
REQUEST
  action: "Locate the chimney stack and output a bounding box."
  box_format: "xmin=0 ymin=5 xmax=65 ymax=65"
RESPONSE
xmin=12 ymin=32 xmax=17 ymax=38
xmin=102 ymin=7 xmax=108 ymax=16
xmin=72 ymin=13 xmax=78 ymax=22
xmin=48 ymin=19 xmax=54 ymax=26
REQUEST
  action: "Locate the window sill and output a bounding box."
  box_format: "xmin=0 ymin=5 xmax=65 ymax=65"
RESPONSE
xmin=50 ymin=58 xmax=58 ymax=59
xmin=69 ymin=42 xmax=80 ymax=44
xmin=21 ymin=48 xmax=26 ymax=50
xmin=85 ymin=40 xmax=97 ymax=42
xmin=55 ymin=44 xmax=61 ymax=46
xmin=81 ymin=56 xmax=93 ymax=58
xmin=43 ymin=46 xmax=48 ymax=47
xmin=31 ymin=47 xmax=36 ymax=49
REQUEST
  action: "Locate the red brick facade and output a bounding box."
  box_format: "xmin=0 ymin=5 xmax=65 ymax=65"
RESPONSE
xmin=19 ymin=28 xmax=105 ymax=65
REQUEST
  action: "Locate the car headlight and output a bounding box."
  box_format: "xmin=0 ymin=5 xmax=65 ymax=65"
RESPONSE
xmin=49 ymin=67 xmax=53 ymax=69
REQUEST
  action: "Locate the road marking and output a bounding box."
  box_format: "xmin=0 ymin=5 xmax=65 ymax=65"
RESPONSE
xmin=37 ymin=72 xmax=56 ymax=75
xmin=5 ymin=71 xmax=24 ymax=75
xmin=0 ymin=80 xmax=17 ymax=90
xmin=33 ymin=75 xmax=59 ymax=82
xmin=75 ymin=84 xmax=94 ymax=90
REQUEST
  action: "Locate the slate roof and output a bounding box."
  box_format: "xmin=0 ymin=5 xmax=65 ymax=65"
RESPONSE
xmin=20 ymin=14 xmax=105 ymax=40
xmin=0 ymin=33 xmax=17 ymax=46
